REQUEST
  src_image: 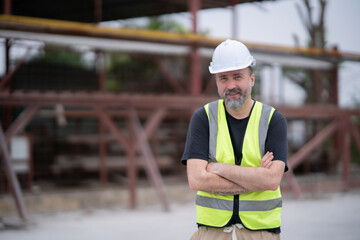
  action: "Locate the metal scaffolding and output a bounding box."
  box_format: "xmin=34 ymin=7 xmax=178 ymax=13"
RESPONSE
xmin=1 ymin=0 xmax=360 ymax=221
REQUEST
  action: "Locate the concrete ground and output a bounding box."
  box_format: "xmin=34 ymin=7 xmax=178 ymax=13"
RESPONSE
xmin=1 ymin=189 xmax=360 ymax=240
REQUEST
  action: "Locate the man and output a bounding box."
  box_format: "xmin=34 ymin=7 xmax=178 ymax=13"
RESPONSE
xmin=182 ymin=39 xmax=288 ymax=240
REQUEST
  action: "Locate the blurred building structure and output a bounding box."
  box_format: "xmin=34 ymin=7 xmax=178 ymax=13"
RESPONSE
xmin=0 ymin=0 xmax=360 ymax=220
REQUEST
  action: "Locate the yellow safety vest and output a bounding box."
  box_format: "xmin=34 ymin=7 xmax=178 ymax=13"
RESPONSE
xmin=195 ymin=99 xmax=282 ymax=230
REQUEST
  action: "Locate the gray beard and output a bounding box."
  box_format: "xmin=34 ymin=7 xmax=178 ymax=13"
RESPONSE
xmin=224 ymin=88 xmax=246 ymax=110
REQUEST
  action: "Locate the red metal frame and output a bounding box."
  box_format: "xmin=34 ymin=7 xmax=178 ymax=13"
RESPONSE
xmin=156 ymin=58 xmax=185 ymax=94
xmin=5 ymin=104 xmax=39 ymax=142
xmin=0 ymin=122 xmax=27 ymax=220
xmin=350 ymin=119 xmax=360 ymax=153
xmin=0 ymin=47 xmax=31 ymax=91
xmin=288 ymin=120 xmax=339 ymax=170
xmin=93 ymin=105 xmax=172 ymax=210
xmin=188 ymin=0 xmax=202 ymax=95
xmin=128 ymin=108 xmax=170 ymax=211
xmin=1 ymin=0 xmax=360 ymax=220
xmin=2 ymin=91 xmax=360 ymax=198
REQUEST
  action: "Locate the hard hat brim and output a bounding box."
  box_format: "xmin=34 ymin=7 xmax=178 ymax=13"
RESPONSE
xmin=209 ymin=59 xmax=256 ymax=74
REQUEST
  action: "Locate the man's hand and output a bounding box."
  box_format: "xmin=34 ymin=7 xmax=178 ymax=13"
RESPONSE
xmin=260 ymin=151 xmax=274 ymax=168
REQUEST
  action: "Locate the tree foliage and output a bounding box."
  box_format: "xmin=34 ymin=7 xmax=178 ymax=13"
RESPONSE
xmin=34 ymin=46 xmax=86 ymax=68
xmin=284 ymin=0 xmax=336 ymax=105
xmin=107 ymin=16 xmax=195 ymax=92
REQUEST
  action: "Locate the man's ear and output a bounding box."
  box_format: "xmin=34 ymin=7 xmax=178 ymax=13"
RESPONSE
xmin=250 ymin=74 xmax=255 ymax=87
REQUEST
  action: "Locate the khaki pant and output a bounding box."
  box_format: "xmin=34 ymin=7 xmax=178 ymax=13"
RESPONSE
xmin=190 ymin=225 xmax=280 ymax=240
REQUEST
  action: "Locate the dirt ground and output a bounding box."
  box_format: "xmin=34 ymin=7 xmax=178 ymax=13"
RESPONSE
xmin=1 ymin=189 xmax=360 ymax=240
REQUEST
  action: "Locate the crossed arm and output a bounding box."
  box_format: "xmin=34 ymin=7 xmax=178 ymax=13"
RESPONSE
xmin=187 ymin=152 xmax=285 ymax=194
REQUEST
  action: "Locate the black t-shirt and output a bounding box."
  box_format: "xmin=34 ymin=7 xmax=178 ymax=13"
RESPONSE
xmin=181 ymin=101 xmax=288 ymax=168
xmin=181 ymin=100 xmax=288 ymax=233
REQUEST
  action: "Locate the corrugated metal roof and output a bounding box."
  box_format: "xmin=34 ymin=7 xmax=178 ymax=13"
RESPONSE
xmin=0 ymin=0 xmax=269 ymax=23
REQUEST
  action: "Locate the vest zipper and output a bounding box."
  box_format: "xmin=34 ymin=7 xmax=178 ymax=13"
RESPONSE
xmin=233 ymin=156 xmax=241 ymax=223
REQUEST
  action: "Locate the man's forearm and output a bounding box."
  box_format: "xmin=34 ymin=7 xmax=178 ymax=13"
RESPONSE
xmin=187 ymin=159 xmax=249 ymax=195
xmin=207 ymin=161 xmax=285 ymax=192
xmin=191 ymin=171 xmax=249 ymax=194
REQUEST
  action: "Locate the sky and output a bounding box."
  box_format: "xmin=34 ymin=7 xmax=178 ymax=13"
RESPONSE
xmin=1 ymin=0 xmax=359 ymax=107
xmin=197 ymin=0 xmax=360 ymax=53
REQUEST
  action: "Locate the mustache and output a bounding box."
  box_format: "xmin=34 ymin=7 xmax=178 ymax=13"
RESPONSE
xmin=224 ymin=88 xmax=242 ymax=96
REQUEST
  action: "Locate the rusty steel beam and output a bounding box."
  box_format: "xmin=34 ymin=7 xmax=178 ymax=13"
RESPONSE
xmin=330 ymin=66 xmax=339 ymax=105
xmin=283 ymin=170 xmax=302 ymax=199
xmin=0 ymin=15 xmax=220 ymax=48
xmin=288 ymin=119 xmax=339 ymax=170
xmin=155 ymin=59 xmax=185 ymax=94
xmin=189 ymin=45 xmax=202 ymax=95
xmin=126 ymin=116 xmax=138 ymax=209
xmin=143 ymin=108 xmax=167 ymax=140
xmin=95 ymin=105 xmax=139 ymax=208
xmin=277 ymin=105 xmax=360 ymax=119
xmin=128 ymin=108 xmax=170 ymax=211
xmin=5 ymin=104 xmax=38 ymax=143
xmin=0 ymin=47 xmax=31 ymax=91
xmin=2 ymin=91 xmax=360 ymax=119
xmin=3 ymin=0 xmax=11 ymax=15
xmin=1 ymin=15 xmax=358 ymax=62
xmin=188 ymin=0 xmax=200 ymax=35
xmin=96 ymin=48 xmax=107 ymax=186
xmin=38 ymin=108 xmax=189 ymax=120
xmin=94 ymin=0 xmax=102 ymax=23
xmin=99 ymin=121 xmax=107 ymax=185
xmin=350 ymin=119 xmax=360 ymax=154
xmin=122 ymin=108 xmax=167 ymax=209
xmin=3 ymin=39 xmax=11 ymax=92
xmin=188 ymin=0 xmax=202 ymax=96
xmin=0 ymin=91 xmax=216 ymax=109
xmin=340 ymin=117 xmax=351 ymax=190
xmin=94 ymin=106 xmax=130 ymax=152
xmin=126 ymin=117 xmax=137 ymax=209
xmin=0 ymin=122 xmax=27 ymax=220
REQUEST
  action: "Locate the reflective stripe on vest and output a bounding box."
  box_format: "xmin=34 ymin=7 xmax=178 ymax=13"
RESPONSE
xmin=208 ymin=100 xmax=218 ymax=163
xmin=196 ymin=195 xmax=282 ymax=211
xmin=197 ymin=100 xmax=282 ymax=230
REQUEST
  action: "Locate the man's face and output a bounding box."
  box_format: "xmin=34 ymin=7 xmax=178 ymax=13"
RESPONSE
xmin=215 ymin=68 xmax=254 ymax=110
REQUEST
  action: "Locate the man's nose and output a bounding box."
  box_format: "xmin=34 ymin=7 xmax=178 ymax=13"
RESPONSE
xmin=227 ymin=78 xmax=237 ymax=89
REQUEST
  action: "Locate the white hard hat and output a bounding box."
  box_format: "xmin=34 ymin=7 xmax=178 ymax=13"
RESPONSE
xmin=209 ymin=39 xmax=256 ymax=74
